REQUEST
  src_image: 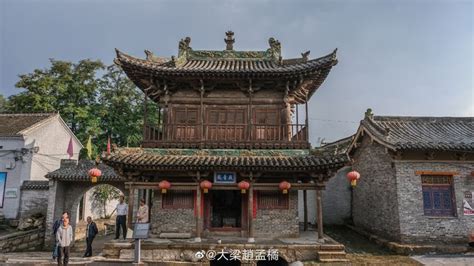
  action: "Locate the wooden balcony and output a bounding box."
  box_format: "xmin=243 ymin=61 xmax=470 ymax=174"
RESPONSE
xmin=143 ymin=123 xmax=309 ymax=149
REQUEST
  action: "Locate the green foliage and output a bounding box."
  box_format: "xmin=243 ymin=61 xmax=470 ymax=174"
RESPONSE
xmin=0 ymin=94 xmax=7 ymax=112
xmin=5 ymin=59 xmax=157 ymax=155
xmin=90 ymin=184 xmax=121 ymax=219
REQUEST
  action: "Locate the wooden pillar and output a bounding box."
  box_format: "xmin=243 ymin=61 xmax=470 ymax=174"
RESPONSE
xmin=247 ymin=79 xmax=253 ymax=141
xmin=195 ymin=174 xmax=202 ymax=242
xmin=143 ymin=89 xmax=148 ymax=140
xmin=305 ymin=94 xmax=309 ymax=142
xmin=248 ymin=184 xmax=255 ymax=243
xmin=303 ymin=190 xmax=308 ymax=231
xmin=199 ymin=80 xmax=205 ymax=142
xmin=316 ymin=189 xmax=323 ymax=239
xmin=127 ymin=187 xmax=135 ymax=229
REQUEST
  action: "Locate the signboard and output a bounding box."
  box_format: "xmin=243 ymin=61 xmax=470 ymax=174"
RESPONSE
xmin=132 ymin=223 xmax=150 ymax=239
xmin=214 ymin=172 xmax=236 ymax=184
xmin=463 ymin=191 xmax=474 ymax=216
xmin=0 ymin=173 xmax=6 ymax=207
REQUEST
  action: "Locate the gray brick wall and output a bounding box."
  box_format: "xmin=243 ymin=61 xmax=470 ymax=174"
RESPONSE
xmin=395 ymin=161 xmax=474 ymax=244
xmin=352 ymin=138 xmax=401 ymax=241
xmin=19 ymin=189 xmax=49 ymax=218
xmin=150 ymin=190 xmax=196 ymax=236
xmin=298 ymin=167 xmax=351 ymax=225
xmin=254 ymin=190 xmax=299 ymax=238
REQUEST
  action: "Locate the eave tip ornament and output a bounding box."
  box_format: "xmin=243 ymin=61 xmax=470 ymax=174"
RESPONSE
xmin=347 ymin=170 xmax=361 ymax=187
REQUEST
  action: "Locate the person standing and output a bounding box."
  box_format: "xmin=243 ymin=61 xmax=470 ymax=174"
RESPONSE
xmin=56 ymin=217 xmax=73 ymax=266
xmin=52 ymin=211 xmax=69 ymax=260
xmin=136 ymin=199 xmax=149 ymax=223
xmin=83 ymin=216 xmax=98 ymax=257
xmin=115 ymin=195 xmax=128 ymax=240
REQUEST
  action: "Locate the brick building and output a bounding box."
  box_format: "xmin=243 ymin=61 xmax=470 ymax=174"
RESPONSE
xmin=348 ymin=110 xmax=474 ymax=244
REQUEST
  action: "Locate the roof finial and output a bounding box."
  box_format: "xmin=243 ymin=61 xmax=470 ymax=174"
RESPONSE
xmin=365 ymin=108 xmax=374 ymax=119
xmin=225 ymin=31 xmax=235 ymax=50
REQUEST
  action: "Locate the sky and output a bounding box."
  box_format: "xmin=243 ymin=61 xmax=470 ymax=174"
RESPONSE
xmin=0 ymin=0 xmax=472 ymax=144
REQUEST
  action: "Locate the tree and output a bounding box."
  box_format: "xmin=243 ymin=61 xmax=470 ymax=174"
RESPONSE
xmin=90 ymin=185 xmax=121 ymax=219
xmin=96 ymin=65 xmax=147 ymax=148
xmin=6 ymin=59 xmax=158 ymax=155
xmin=0 ymin=94 xmax=7 ymax=112
xmin=7 ymin=59 xmax=105 ymax=142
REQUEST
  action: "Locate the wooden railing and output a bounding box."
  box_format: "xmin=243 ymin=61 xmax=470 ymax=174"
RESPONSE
xmin=143 ymin=123 xmax=309 ymax=149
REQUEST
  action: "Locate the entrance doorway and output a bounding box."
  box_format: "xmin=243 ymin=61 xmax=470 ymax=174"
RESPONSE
xmin=210 ymin=190 xmax=242 ymax=229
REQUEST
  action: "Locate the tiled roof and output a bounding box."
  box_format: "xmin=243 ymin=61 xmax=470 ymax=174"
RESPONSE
xmin=102 ymin=149 xmax=349 ymax=172
xmin=357 ymin=115 xmax=474 ymax=152
xmin=46 ymin=160 xmax=124 ymax=182
xmin=20 ymin=181 xmax=49 ymax=190
xmin=114 ymin=33 xmax=338 ymax=104
xmin=0 ymin=113 xmax=56 ymax=137
xmin=115 ymin=49 xmax=337 ymax=77
xmin=313 ymin=135 xmax=354 ymax=157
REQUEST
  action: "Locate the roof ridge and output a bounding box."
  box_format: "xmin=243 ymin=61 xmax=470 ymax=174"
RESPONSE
xmin=0 ymin=112 xmax=57 ymax=116
xmin=373 ymin=115 xmax=474 ymax=121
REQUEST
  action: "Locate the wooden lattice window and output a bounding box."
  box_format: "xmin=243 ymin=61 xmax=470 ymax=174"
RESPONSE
xmin=421 ymin=175 xmax=456 ymax=217
xmin=257 ymin=191 xmax=289 ymax=209
xmin=173 ymin=107 xmax=198 ymax=140
xmin=254 ymin=109 xmax=280 ymax=140
xmin=162 ymin=191 xmax=194 ymax=209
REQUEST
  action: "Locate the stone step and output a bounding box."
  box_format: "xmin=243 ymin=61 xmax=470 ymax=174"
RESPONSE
xmin=159 ymin=232 xmax=192 ymax=239
xmin=317 ymin=250 xmax=348 ymax=262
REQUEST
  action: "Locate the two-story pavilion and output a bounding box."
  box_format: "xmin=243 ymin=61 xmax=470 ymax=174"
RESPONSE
xmin=103 ymin=32 xmax=347 ymax=242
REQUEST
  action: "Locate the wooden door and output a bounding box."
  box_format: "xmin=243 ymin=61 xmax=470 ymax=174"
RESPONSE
xmin=207 ymin=109 xmax=246 ymax=141
xmin=254 ymin=109 xmax=279 ymax=140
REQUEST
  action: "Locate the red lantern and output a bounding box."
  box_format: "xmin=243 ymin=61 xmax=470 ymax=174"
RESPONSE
xmin=88 ymin=168 xmax=102 ymax=183
xmin=347 ymin=170 xmax=361 ymax=187
xmin=279 ymin=181 xmax=291 ymax=194
xmin=158 ymin=180 xmax=171 ymax=193
xmin=238 ymin=180 xmax=250 ymax=194
xmin=200 ymin=180 xmax=212 ymax=193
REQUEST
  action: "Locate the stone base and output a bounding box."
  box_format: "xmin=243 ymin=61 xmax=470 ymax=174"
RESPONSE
xmin=102 ymin=236 xmax=347 ymax=263
xmin=347 ymin=224 xmax=471 ymax=255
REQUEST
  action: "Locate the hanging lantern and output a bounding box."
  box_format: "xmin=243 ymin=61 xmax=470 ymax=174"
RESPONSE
xmin=238 ymin=180 xmax=250 ymax=194
xmin=347 ymin=170 xmax=361 ymax=187
xmin=158 ymin=180 xmax=171 ymax=193
xmin=88 ymin=168 xmax=102 ymax=183
xmin=200 ymin=180 xmax=212 ymax=193
xmin=279 ymin=181 xmax=291 ymax=194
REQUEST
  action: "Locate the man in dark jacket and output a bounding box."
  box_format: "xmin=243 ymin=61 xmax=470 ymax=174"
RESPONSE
xmin=83 ymin=216 xmax=99 ymax=257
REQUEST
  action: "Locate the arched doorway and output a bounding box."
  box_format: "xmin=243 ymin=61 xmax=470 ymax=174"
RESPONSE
xmin=70 ymin=183 xmax=125 ymax=240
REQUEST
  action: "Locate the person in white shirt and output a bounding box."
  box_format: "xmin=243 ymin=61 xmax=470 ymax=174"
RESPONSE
xmin=115 ymin=195 xmax=128 ymax=240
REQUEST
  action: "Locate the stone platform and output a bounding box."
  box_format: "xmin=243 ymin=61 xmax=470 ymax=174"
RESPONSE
xmin=102 ymin=231 xmax=347 ymax=264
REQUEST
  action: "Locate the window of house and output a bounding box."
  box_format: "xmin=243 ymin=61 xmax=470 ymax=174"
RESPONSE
xmin=421 ymin=175 xmax=456 ymax=216
xmin=162 ymin=190 xmax=194 ymax=209
xmin=257 ymin=191 xmax=289 ymax=209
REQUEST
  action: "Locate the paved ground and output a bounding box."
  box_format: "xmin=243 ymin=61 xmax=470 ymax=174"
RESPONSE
xmin=324 ymin=225 xmax=422 ymax=265
xmin=411 ymin=254 xmax=474 ymax=265
xmin=2 ymin=226 xmax=474 ymax=265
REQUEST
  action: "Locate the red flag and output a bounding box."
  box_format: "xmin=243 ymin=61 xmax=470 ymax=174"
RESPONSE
xmin=107 ymin=136 xmax=111 ymax=155
xmin=66 ymin=137 xmax=74 ymax=159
